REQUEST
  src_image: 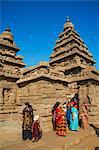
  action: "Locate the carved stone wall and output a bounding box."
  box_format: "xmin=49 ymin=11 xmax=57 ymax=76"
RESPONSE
xmin=17 ymin=78 xmax=68 ymax=131
xmin=78 ymin=81 xmax=99 ymax=124
xmin=0 ymin=80 xmax=18 ymax=111
xmin=88 ymin=84 xmax=99 ymax=124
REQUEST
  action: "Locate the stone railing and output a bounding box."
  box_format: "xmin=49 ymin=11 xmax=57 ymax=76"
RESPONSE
xmin=51 ymin=43 xmax=92 ymax=60
xmin=58 ymin=28 xmax=72 ymax=38
xmin=0 ymin=49 xmax=15 ymax=57
xmin=53 ymin=36 xmax=73 ymax=49
xmin=58 ymin=28 xmax=79 ymax=38
xmin=56 ymin=31 xmax=83 ymax=45
xmin=21 ymin=66 xmax=64 ymax=80
xmin=50 ymin=46 xmax=95 ymax=64
xmin=63 ymin=63 xmax=86 ymax=71
xmin=67 ymin=71 xmax=99 ymax=83
xmin=4 ymin=72 xmax=21 ymax=78
xmin=22 ymin=62 xmax=49 ymax=74
xmin=17 ymin=71 xmax=69 ymax=84
xmin=1 ymin=56 xmax=25 ymax=66
xmin=0 ymin=40 xmax=20 ymax=51
xmin=54 ymin=32 xmax=86 ymax=50
xmin=50 ymin=71 xmax=65 ymax=78
xmin=17 ymin=65 xmax=99 ymax=84
xmin=56 ymin=33 xmax=71 ymax=44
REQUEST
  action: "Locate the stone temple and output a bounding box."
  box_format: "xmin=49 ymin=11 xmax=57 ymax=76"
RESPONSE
xmin=0 ymin=18 xmax=99 ymax=131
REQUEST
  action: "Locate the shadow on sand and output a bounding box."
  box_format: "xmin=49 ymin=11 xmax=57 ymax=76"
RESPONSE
xmin=95 ymin=147 xmax=99 ymax=150
xmin=90 ymin=124 xmax=99 ymax=137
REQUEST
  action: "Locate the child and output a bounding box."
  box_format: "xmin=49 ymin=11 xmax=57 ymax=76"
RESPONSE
xmin=32 ymin=115 xmax=42 ymax=142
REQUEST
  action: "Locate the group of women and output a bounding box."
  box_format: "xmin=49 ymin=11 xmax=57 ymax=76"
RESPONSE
xmin=22 ymin=93 xmax=89 ymax=141
xmin=52 ymin=93 xmax=89 ymax=136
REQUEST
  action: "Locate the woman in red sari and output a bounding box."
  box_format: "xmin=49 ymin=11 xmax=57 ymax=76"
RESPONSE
xmin=55 ymin=103 xmax=66 ymax=136
xmin=52 ymin=102 xmax=60 ymax=131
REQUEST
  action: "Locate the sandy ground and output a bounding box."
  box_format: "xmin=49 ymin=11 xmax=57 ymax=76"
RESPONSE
xmin=0 ymin=120 xmax=99 ymax=150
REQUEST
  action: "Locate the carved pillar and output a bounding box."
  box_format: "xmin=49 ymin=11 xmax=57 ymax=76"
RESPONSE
xmin=8 ymin=90 xmax=16 ymax=104
xmin=78 ymin=85 xmax=85 ymax=103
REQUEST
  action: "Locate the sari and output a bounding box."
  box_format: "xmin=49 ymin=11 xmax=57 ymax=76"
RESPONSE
xmin=70 ymin=107 xmax=79 ymax=131
xmin=22 ymin=107 xmax=33 ymax=140
xmin=52 ymin=109 xmax=57 ymax=131
xmin=79 ymin=105 xmax=89 ymax=129
xmin=56 ymin=107 xmax=66 ymax=136
xmin=32 ymin=120 xmax=42 ymax=140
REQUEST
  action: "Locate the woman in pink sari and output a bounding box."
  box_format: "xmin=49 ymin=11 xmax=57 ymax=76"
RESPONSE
xmin=79 ymin=103 xmax=89 ymax=130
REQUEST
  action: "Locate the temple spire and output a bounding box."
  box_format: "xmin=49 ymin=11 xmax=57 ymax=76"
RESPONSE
xmin=5 ymin=26 xmax=11 ymax=32
xmin=64 ymin=16 xmax=74 ymax=30
xmin=66 ymin=16 xmax=70 ymax=22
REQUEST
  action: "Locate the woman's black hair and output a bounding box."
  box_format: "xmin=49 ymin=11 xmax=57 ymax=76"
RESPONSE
xmin=25 ymin=102 xmax=29 ymax=106
xmin=74 ymin=93 xmax=80 ymax=101
xmin=74 ymin=93 xmax=79 ymax=98
xmin=63 ymin=102 xmax=67 ymax=106
xmin=52 ymin=102 xmax=60 ymax=113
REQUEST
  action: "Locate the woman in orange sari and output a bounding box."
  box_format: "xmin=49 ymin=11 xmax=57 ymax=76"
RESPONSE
xmin=79 ymin=103 xmax=89 ymax=130
xmin=55 ymin=103 xmax=66 ymax=136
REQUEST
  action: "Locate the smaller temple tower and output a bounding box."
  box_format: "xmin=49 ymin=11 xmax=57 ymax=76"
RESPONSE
xmin=0 ymin=27 xmax=26 ymax=111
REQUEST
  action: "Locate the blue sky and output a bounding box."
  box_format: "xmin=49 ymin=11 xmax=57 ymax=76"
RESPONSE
xmin=1 ymin=1 xmax=99 ymax=69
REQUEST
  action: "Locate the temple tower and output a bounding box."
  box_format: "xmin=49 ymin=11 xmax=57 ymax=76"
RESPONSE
xmin=49 ymin=17 xmax=99 ymax=124
xmin=0 ymin=27 xmax=26 ymax=111
xmin=50 ymin=17 xmax=98 ymax=99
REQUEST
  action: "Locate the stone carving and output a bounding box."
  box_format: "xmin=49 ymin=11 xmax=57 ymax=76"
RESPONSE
xmin=68 ymin=82 xmax=78 ymax=89
xmin=3 ymin=89 xmax=10 ymax=104
xmin=8 ymin=89 xmax=16 ymax=104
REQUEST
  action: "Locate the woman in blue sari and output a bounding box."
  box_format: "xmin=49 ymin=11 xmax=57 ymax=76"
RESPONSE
xmin=66 ymin=103 xmax=71 ymax=128
xmin=70 ymin=102 xmax=79 ymax=131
